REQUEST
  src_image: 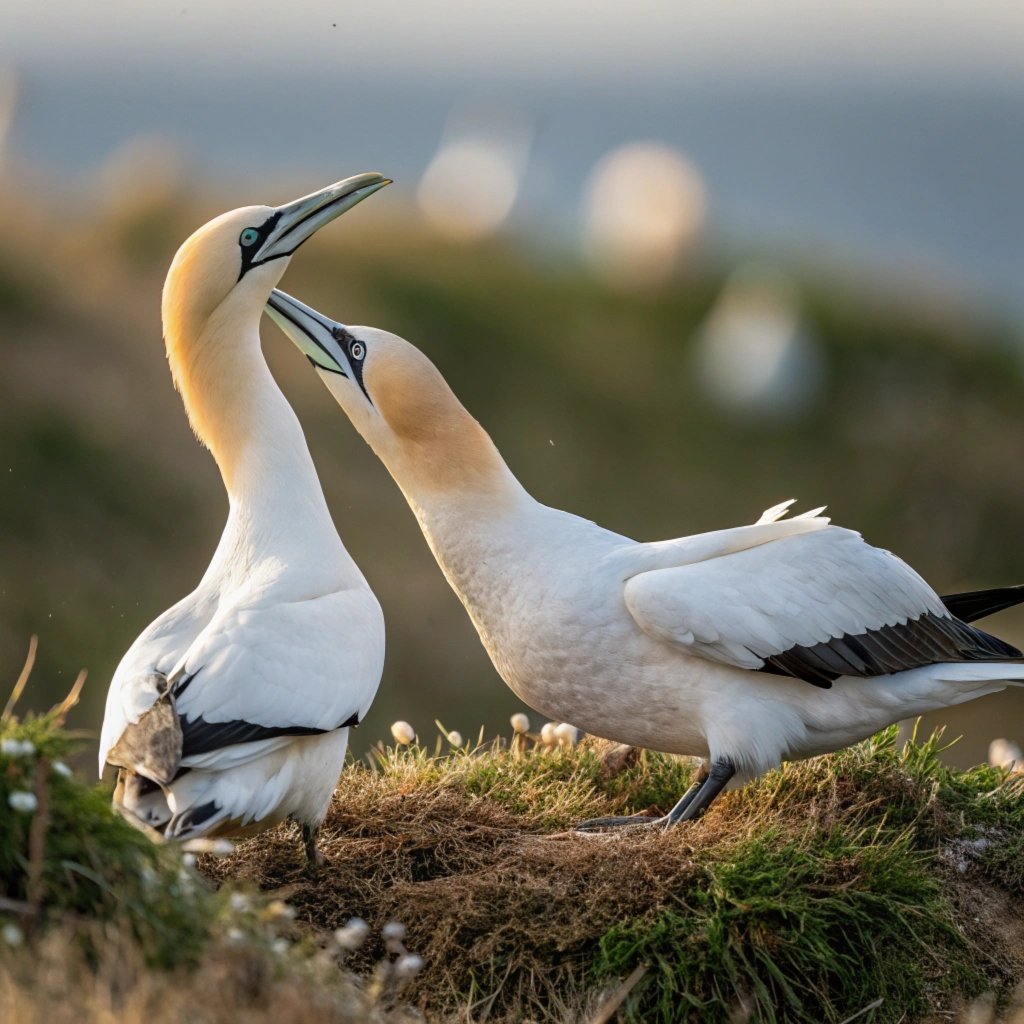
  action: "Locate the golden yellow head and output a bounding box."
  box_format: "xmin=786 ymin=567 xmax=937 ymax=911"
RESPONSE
xmin=265 ymin=290 xmax=510 ymax=499
xmin=159 ymin=174 xmax=391 ymax=450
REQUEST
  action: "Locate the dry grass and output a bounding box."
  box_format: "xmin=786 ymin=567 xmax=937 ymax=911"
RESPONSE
xmin=0 ymin=925 xmax=421 ymax=1024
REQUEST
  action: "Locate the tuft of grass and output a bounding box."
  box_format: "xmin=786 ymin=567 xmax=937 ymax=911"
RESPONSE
xmin=0 ymin=640 xmax=220 ymax=967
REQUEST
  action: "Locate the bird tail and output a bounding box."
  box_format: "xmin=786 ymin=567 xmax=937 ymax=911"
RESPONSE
xmin=941 ymin=585 xmax=1024 ymax=624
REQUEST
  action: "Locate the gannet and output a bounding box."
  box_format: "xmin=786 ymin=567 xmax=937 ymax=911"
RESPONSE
xmin=98 ymin=175 xmax=389 ymax=862
xmin=265 ymin=289 xmax=1024 ymax=829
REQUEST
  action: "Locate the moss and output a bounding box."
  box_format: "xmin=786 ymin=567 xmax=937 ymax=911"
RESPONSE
xmin=1 ymin=670 xmax=218 ymax=968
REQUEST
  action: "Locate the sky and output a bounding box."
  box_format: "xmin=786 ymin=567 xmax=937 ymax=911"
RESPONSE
xmin=3 ymin=1 xmax=1023 ymax=317
xmin=4 ymin=1 xmax=1024 ymax=87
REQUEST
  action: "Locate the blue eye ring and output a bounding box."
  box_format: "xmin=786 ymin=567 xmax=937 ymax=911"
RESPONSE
xmin=349 ymin=340 xmax=366 ymax=361
xmin=239 ymin=227 xmax=260 ymax=247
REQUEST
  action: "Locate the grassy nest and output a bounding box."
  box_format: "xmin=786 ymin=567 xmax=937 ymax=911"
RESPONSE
xmin=202 ymin=726 xmax=1024 ymax=1024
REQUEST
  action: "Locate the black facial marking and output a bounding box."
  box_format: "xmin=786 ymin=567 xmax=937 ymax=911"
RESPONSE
xmin=331 ymin=325 xmax=373 ymax=404
xmin=237 ymin=210 xmax=283 ymax=281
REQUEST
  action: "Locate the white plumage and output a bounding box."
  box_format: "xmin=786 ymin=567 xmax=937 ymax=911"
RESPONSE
xmin=265 ymin=288 xmax=1024 ymax=828
xmin=99 ymin=177 xmax=388 ymax=857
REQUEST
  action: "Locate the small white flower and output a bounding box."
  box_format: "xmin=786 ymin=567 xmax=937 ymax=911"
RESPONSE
xmin=554 ymin=723 xmax=579 ymax=748
xmin=1 ymin=739 xmax=35 ymax=758
xmin=2 ymin=923 xmax=24 ymax=947
xmin=333 ymin=917 xmax=370 ymax=950
xmin=229 ymin=892 xmax=251 ymax=913
xmin=226 ymin=927 xmax=246 ymax=945
xmin=539 ymin=722 xmax=558 ymax=748
xmin=989 ymin=738 xmax=1024 ymax=774
xmin=447 ymin=730 xmax=463 ymax=748
xmin=394 ymin=953 xmax=424 ymax=979
xmin=7 ymin=791 xmax=37 ymax=813
xmin=271 ymin=938 xmax=289 ymax=956
xmin=510 ymin=713 xmax=530 ymax=734
xmin=181 ymin=837 xmax=236 ymax=857
xmin=181 ymin=853 xmax=197 ymax=870
xmin=390 ymin=721 xmax=415 ymax=746
xmin=51 ymin=761 xmax=72 ymax=778
xmin=381 ymin=920 xmax=406 ymax=942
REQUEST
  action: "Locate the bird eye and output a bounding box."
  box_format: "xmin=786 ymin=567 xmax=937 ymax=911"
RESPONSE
xmin=350 ymin=341 xmax=365 ymax=360
xmin=239 ymin=228 xmax=260 ymax=247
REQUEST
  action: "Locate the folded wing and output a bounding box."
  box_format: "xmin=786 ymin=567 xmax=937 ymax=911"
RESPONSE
xmin=624 ymin=503 xmax=1020 ymax=688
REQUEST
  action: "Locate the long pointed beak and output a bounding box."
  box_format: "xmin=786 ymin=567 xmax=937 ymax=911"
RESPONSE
xmin=265 ymin=289 xmax=351 ymax=376
xmin=254 ymin=172 xmax=391 ymax=265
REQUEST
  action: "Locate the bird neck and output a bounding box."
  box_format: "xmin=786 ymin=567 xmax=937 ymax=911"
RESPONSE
xmin=167 ymin=301 xmax=340 ymax=563
xmin=370 ymin=405 xmax=532 ymax=565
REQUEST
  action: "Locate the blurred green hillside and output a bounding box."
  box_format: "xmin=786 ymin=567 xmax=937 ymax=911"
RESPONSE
xmin=1 ymin=174 xmax=1022 ymax=766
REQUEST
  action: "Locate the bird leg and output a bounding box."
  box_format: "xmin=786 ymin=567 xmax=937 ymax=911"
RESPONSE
xmin=573 ymin=758 xmax=734 ymax=833
xmin=665 ymin=757 xmax=734 ymax=824
xmin=301 ymin=823 xmax=325 ymax=870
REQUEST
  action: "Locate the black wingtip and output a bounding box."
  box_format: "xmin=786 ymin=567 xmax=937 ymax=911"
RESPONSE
xmin=941 ymin=585 xmax=1024 ymax=624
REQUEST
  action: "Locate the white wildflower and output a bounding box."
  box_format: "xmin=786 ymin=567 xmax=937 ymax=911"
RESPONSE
xmin=7 ymin=791 xmax=37 ymax=813
xmin=52 ymin=761 xmax=72 ymax=778
xmin=181 ymin=853 xmax=196 ymax=870
xmin=390 ymin=721 xmax=415 ymax=746
xmin=271 ymin=938 xmax=289 ymax=956
xmin=394 ymin=953 xmax=424 ymax=979
xmin=181 ymin=837 xmax=235 ymax=857
xmin=989 ymin=738 xmax=1024 ymax=774
xmin=447 ymin=730 xmax=463 ymax=748
xmin=229 ymin=892 xmax=251 ymax=913
xmin=554 ymin=723 xmax=579 ymax=748
xmin=381 ymin=920 xmax=406 ymax=942
xmin=226 ymin=927 xmax=246 ymax=945
xmin=509 ymin=713 xmax=530 ymax=735
xmin=539 ymin=722 xmax=558 ymax=748
xmin=2 ymin=923 xmax=24 ymax=947
xmin=1 ymin=739 xmax=35 ymax=758
xmin=333 ymin=917 xmax=370 ymax=950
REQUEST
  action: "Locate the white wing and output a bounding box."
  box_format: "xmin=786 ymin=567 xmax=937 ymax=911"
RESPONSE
xmin=169 ymin=587 xmax=384 ymax=767
xmin=624 ymin=502 xmax=1014 ymax=687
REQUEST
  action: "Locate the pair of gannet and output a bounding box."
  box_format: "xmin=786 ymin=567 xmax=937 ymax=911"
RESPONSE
xmin=99 ymin=175 xmax=388 ymax=861
xmin=263 ymin=289 xmax=1024 ymax=828
xmin=102 ymin=171 xmax=1024 ymax=851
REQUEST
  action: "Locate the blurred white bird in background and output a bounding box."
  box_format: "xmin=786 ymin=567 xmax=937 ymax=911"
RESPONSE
xmin=265 ymin=288 xmax=1024 ymax=830
xmin=99 ymin=174 xmax=388 ymax=864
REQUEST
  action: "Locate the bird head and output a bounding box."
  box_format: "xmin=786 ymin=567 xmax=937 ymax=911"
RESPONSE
xmin=265 ymin=289 xmax=506 ymax=496
xmin=162 ymin=173 xmax=389 ymax=370
xmin=161 ymin=174 xmax=389 ymax=445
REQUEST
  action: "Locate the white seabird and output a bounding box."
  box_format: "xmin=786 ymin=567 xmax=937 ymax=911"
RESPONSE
xmin=98 ymin=176 xmax=389 ymax=861
xmin=265 ymin=289 xmax=1024 ymax=829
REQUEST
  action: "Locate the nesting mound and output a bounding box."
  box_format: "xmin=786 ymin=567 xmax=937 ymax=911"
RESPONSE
xmin=202 ymin=729 xmax=1024 ymax=1023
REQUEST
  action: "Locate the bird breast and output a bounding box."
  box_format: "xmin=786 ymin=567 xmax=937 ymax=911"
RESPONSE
xmin=420 ymin=504 xmax=711 ymax=752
